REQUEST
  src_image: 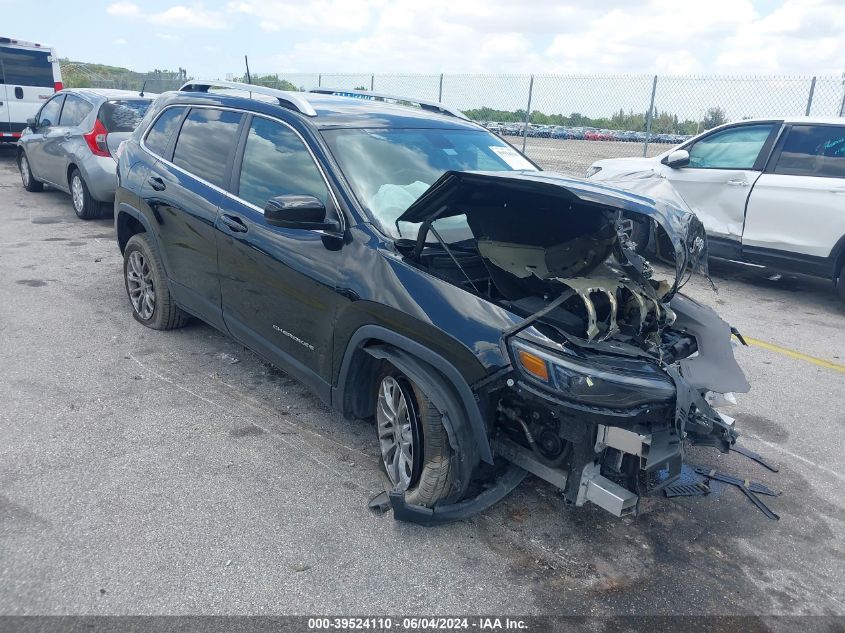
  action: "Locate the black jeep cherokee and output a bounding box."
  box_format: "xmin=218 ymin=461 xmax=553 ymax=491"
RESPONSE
xmin=115 ymin=80 xmax=750 ymax=524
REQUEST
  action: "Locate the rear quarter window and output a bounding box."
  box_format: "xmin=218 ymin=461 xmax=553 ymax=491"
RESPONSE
xmin=99 ymin=100 xmax=154 ymax=133
xmin=143 ymin=107 xmax=186 ymax=158
xmin=0 ymin=48 xmax=54 ymax=88
xmin=772 ymin=125 xmax=845 ymax=179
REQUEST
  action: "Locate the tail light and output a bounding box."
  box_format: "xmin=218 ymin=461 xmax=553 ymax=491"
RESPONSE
xmin=84 ymin=119 xmax=110 ymax=157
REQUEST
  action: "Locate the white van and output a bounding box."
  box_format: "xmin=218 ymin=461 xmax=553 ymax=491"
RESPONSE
xmin=1 ymin=37 xmax=62 ymax=143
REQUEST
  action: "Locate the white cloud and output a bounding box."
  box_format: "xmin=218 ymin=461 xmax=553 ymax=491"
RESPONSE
xmin=149 ymin=4 xmax=227 ymax=29
xmin=155 ymin=33 xmax=180 ymax=41
xmin=108 ymin=2 xmax=227 ymax=30
xmin=249 ymin=0 xmax=843 ymax=75
xmin=114 ymin=38 xmax=128 ymax=45
xmin=106 ymin=2 xmax=140 ymax=16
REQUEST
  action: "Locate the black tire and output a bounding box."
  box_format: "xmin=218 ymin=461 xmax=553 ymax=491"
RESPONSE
xmin=18 ymin=151 xmax=43 ymax=192
xmin=123 ymin=233 xmax=189 ymax=330
xmin=837 ymin=262 xmax=845 ymax=305
xmin=374 ymin=366 xmax=455 ymax=508
xmin=628 ymin=218 xmax=651 ymax=254
xmin=69 ymin=168 xmax=102 ymax=220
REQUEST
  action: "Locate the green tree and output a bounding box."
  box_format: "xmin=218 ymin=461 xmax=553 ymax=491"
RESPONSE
xmin=701 ymin=106 xmax=728 ymax=130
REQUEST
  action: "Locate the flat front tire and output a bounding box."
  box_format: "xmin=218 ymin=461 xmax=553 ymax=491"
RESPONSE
xmin=375 ymin=366 xmax=455 ymax=508
xmin=123 ymin=233 xmax=189 ymax=330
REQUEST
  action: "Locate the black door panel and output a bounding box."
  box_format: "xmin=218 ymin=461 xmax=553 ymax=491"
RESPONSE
xmin=217 ymin=196 xmax=343 ymax=385
xmin=140 ymin=159 xmax=225 ymax=329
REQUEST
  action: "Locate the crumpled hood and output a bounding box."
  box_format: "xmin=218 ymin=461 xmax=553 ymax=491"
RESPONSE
xmin=397 ymin=170 xmax=708 ymax=290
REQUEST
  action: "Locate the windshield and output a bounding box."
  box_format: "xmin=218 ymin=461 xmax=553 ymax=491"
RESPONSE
xmin=322 ymin=127 xmax=537 ymax=241
xmin=98 ymin=100 xmax=153 ymax=133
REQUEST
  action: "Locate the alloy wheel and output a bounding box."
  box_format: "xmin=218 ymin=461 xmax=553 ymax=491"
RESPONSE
xmin=71 ymin=175 xmax=85 ymax=213
xmin=376 ymin=375 xmax=418 ymax=490
xmin=20 ymin=156 xmax=30 ymax=187
xmin=126 ymin=250 xmax=155 ymax=320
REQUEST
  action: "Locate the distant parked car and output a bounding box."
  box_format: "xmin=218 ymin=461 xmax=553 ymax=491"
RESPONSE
xmin=17 ymin=88 xmax=158 ymax=219
xmin=588 ymin=117 xmax=845 ymax=302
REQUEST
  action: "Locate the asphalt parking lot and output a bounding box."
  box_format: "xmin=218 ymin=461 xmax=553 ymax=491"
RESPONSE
xmin=1 ymin=144 xmax=844 ymax=617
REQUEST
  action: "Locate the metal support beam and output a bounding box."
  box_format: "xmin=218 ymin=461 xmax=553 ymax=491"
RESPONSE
xmin=370 ymin=74 xmax=374 ymax=91
xmin=522 ymin=74 xmax=534 ymax=154
xmin=805 ymin=76 xmax=817 ymax=116
xmin=438 ymin=73 xmax=443 ymax=103
xmin=643 ymin=75 xmax=658 ymax=158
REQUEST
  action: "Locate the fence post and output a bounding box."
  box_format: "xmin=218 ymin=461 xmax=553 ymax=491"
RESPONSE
xmin=805 ymin=76 xmax=817 ymax=116
xmin=438 ymin=73 xmax=443 ymax=102
xmin=839 ymin=71 xmax=845 ymax=117
xmin=522 ymin=75 xmax=534 ymax=154
xmin=318 ymin=73 xmax=322 ymax=87
xmin=643 ymin=75 xmax=658 ymax=158
xmin=370 ymin=74 xmax=375 ymax=91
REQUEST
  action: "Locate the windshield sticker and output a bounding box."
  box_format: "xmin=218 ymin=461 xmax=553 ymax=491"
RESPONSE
xmin=490 ymin=146 xmax=536 ymax=170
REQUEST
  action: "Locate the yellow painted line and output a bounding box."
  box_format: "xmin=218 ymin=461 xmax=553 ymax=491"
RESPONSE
xmin=740 ymin=336 xmax=845 ymax=373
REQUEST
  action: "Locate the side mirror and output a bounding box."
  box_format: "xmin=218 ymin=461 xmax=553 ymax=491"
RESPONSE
xmin=26 ymin=117 xmax=37 ymax=128
xmin=264 ymin=195 xmax=339 ymax=232
xmin=664 ymin=149 xmax=690 ymax=168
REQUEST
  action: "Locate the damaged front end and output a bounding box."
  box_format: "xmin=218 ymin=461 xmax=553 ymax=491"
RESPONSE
xmin=396 ymin=171 xmax=750 ymax=519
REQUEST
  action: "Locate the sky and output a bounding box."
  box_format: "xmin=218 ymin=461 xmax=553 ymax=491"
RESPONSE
xmin=2 ymin=0 xmax=844 ymax=78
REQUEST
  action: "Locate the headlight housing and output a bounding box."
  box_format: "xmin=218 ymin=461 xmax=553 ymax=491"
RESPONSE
xmin=585 ymin=165 xmax=602 ymax=178
xmin=510 ymin=340 xmax=675 ymax=408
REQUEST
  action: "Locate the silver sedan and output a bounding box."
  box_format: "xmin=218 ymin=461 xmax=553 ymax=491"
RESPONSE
xmin=16 ymin=88 xmax=157 ymax=219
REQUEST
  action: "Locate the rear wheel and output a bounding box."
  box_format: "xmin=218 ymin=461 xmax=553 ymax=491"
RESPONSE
xmin=375 ymin=367 xmax=455 ymax=508
xmin=70 ymin=168 xmax=102 ymax=220
xmin=18 ymin=152 xmax=43 ymax=192
xmin=837 ymin=262 xmax=845 ymax=305
xmin=123 ymin=233 xmax=189 ymax=330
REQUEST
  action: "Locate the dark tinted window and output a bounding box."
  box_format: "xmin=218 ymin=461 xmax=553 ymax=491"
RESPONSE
xmin=37 ymin=95 xmax=64 ymax=128
xmin=773 ymin=125 xmax=845 ymax=179
xmin=0 ymin=48 xmax=54 ymax=87
xmin=238 ymin=117 xmax=328 ymax=208
xmin=59 ymin=94 xmax=93 ymax=126
xmin=144 ymin=107 xmax=185 ymax=158
xmin=99 ymin=100 xmax=153 ymax=132
xmin=173 ymin=108 xmax=242 ymax=188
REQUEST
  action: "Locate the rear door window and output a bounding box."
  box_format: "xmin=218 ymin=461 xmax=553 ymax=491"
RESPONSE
xmin=172 ymin=108 xmax=243 ymax=188
xmin=59 ymin=94 xmax=93 ymax=127
xmin=99 ymin=100 xmax=153 ymax=132
xmin=143 ymin=107 xmax=186 ymax=158
xmin=772 ymin=125 xmax=845 ymax=179
xmin=37 ymin=95 xmax=64 ymax=128
xmin=0 ymin=48 xmax=54 ymax=87
xmin=687 ymin=124 xmax=776 ymax=169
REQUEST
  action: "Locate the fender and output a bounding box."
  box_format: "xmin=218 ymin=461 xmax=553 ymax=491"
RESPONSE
xmin=333 ymin=324 xmax=494 ymax=465
xmin=115 ymin=202 xmax=171 ymax=272
xmin=366 ymin=344 xmax=476 ymax=500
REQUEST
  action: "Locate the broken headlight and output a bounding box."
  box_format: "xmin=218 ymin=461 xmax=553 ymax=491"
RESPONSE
xmin=511 ymin=340 xmax=675 ymax=408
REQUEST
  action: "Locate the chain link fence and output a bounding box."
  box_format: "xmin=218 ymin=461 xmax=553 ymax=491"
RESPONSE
xmin=247 ymin=72 xmax=844 ymax=176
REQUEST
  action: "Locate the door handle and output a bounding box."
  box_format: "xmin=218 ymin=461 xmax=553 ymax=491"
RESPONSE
xmin=830 ymin=188 xmax=845 ymax=195
xmin=726 ymin=179 xmax=748 ymax=187
xmin=220 ymin=214 xmax=248 ymax=233
xmin=63 ymin=132 xmax=72 ymax=140
xmin=148 ymin=176 xmax=166 ymax=192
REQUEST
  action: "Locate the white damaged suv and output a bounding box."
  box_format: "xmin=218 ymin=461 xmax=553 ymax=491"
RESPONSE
xmin=587 ymin=118 xmax=845 ymax=302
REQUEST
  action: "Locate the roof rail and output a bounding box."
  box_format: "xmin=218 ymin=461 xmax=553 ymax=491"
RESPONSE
xmin=309 ymin=88 xmax=469 ymax=120
xmin=179 ymin=80 xmax=317 ymax=117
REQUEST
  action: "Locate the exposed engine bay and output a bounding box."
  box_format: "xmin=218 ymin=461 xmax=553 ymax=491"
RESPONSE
xmin=392 ymin=171 xmax=751 ymax=519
